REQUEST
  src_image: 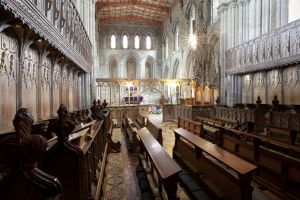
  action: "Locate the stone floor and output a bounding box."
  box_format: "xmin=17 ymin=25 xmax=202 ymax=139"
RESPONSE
xmin=105 ymin=114 xmax=280 ymax=200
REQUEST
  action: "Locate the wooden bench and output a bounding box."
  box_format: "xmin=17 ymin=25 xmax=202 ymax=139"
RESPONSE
xmin=196 ymin=116 xmax=240 ymax=143
xmin=173 ymin=128 xmax=257 ymax=200
xmin=146 ymin=119 xmax=163 ymax=145
xmin=134 ymin=113 xmax=146 ymax=129
xmin=137 ymin=127 xmax=182 ymax=200
xmin=122 ymin=117 xmax=140 ymax=154
xmin=218 ymin=126 xmax=300 ymax=200
xmin=178 ymin=117 xmax=201 ymax=136
xmin=214 ymin=116 xmax=240 ymax=129
xmin=263 ymin=127 xmax=300 ymax=146
xmin=43 ymin=110 xmax=113 ymax=200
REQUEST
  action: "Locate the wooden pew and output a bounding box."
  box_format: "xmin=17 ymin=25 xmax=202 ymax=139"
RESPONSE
xmin=137 ymin=127 xmax=182 ymax=200
xmin=43 ymin=108 xmax=114 ymax=200
xmin=122 ymin=117 xmax=140 ymax=154
xmin=146 ymin=119 xmax=163 ymax=145
xmin=173 ymin=128 xmax=257 ymax=200
xmin=178 ymin=117 xmax=201 ymax=136
xmin=134 ymin=113 xmax=146 ymax=129
xmin=196 ymin=116 xmax=240 ymax=143
xmin=258 ymin=127 xmax=300 ymax=147
xmin=218 ymin=126 xmax=300 ymax=200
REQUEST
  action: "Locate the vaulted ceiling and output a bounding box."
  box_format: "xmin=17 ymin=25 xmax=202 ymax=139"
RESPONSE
xmin=96 ymin=0 xmax=176 ymax=26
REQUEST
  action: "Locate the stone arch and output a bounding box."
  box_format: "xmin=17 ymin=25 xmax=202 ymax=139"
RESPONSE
xmin=144 ymin=56 xmax=155 ymax=78
xmin=133 ymin=31 xmax=142 ymax=49
xmin=107 ymin=30 xmax=118 ymax=49
xmin=208 ymin=33 xmax=220 ymax=85
xmin=121 ymin=52 xmax=141 ymax=78
xmin=121 ymin=30 xmax=130 ymax=49
xmin=183 ymin=49 xmax=194 ymax=78
xmin=108 ymin=57 xmax=118 ymax=78
xmin=164 ymin=66 xmax=169 ymax=78
xmin=126 ymin=56 xmax=137 ymax=79
xmin=105 ymin=55 xmax=120 ymax=77
xmin=144 ymin=30 xmax=155 ymax=49
xmin=172 ymin=59 xmax=180 ymax=78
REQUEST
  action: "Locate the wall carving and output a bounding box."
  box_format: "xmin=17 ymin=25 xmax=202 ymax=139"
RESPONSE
xmin=226 ymin=19 xmax=300 ymax=74
xmin=0 ymin=34 xmax=17 ymax=85
xmin=23 ymin=48 xmax=38 ymax=89
xmin=53 ymin=63 xmax=61 ymax=91
xmin=41 ymin=59 xmax=51 ymax=90
xmin=0 ymin=33 xmax=17 ymax=131
xmin=0 ymin=0 xmax=92 ymax=72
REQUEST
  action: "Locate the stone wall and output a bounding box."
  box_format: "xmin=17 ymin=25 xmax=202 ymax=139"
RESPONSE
xmin=161 ymin=0 xmax=220 ymax=104
xmin=97 ymin=21 xmax=162 ymax=79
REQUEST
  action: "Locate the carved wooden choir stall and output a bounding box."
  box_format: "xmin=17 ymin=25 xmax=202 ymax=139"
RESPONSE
xmin=176 ymin=97 xmax=300 ymax=200
xmin=0 ymin=101 xmax=120 ymax=200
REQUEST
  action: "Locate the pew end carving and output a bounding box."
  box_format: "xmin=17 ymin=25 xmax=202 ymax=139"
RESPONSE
xmin=0 ymin=108 xmax=62 ymax=200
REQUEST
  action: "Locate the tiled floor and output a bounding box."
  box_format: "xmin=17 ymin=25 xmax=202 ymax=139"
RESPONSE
xmin=103 ymin=129 xmax=126 ymax=200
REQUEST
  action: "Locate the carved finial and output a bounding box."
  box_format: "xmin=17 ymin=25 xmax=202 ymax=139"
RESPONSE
xmin=13 ymin=108 xmax=34 ymax=144
xmin=13 ymin=108 xmax=48 ymax=170
xmin=102 ymin=99 xmax=108 ymax=108
xmin=48 ymin=104 xmax=75 ymax=140
xmin=215 ymin=96 xmax=220 ymax=105
xmin=57 ymin=104 xmax=68 ymax=119
xmin=272 ymin=95 xmax=279 ymax=106
xmin=256 ymin=96 xmax=262 ymax=105
xmin=97 ymin=99 xmax=101 ymax=106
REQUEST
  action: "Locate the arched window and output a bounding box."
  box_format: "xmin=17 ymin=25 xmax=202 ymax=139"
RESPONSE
xmin=175 ymin=26 xmax=179 ymax=51
xmin=146 ymin=36 xmax=151 ymax=50
xmin=190 ymin=5 xmax=196 ymax=34
xmin=123 ymin=35 xmax=128 ymax=49
xmin=211 ymin=0 xmax=219 ymax=24
xmin=111 ymin=34 xmax=116 ymax=49
xmin=134 ymin=35 xmax=140 ymax=49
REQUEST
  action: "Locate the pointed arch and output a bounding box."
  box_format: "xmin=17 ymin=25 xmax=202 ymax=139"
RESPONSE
xmin=133 ymin=31 xmax=142 ymax=49
xmin=109 ymin=57 xmax=118 ymax=78
xmin=144 ymin=56 xmax=156 ymax=78
xmin=172 ymin=59 xmax=180 ymax=78
xmin=126 ymin=56 xmax=137 ymax=79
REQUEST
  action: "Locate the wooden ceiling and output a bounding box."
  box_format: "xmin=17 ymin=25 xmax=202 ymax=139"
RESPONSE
xmin=96 ymin=0 xmax=176 ymax=26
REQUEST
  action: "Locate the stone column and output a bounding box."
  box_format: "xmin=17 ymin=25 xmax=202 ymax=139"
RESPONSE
xmin=249 ymin=0 xmax=255 ymax=40
xmin=233 ymin=2 xmax=239 ymax=46
xmin=256 ymin=0 xmax=262 ymax=37
xmin=242 ymin=1 xmax=247 ymax=42
xmin=276 ymin=0 xmax=281 ymax=28
xmin=280 ymin=0 xmax=288 ymax=26
xmin=230 ymin=2 xmax=235 ymax=48
xmin=219 ymin=4 xmax=228 ymax=104
xmin=262 ymin=0 xmax=270 ymax=34
xmin=246 ymin=0 xmax=250 ymax=41
xmin=238 ymin=1 xmax=243 ymax=44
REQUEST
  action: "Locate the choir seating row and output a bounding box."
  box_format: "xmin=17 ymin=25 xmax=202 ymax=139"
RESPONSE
xmin=0 ymin=101 xmax=119 ymax=200
xmin=122 ymin=113 xmax=163 ymax=154
xmin=178 ymin=116 xmax=300 ymax=200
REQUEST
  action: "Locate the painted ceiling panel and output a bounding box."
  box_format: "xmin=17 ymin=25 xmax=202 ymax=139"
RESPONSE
xmin=96 ymin=0 xmax=175 ymax=25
